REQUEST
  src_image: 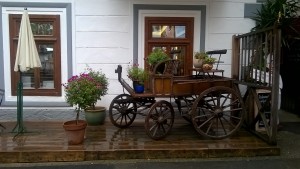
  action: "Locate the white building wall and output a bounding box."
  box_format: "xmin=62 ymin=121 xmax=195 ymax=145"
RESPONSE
xmin=74 ymin=0 xmax=132 ymax=107
xmin=73 ymin=0 xmax=256 ymax=107
xmin=0 ymin=0 xmax=256 ymax=108
xmin=207 ymin=1 xmax=255 ymax=76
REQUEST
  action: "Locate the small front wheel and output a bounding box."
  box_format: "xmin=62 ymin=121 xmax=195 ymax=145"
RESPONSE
xmin=145 ymin=100 xmax=175 ymax=140
xmin=109 ymin=94 xmax=137 ymax=128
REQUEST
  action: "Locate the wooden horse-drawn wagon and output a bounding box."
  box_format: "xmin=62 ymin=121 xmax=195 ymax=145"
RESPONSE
xmin=109 ymin=50 xmax=246 ymax=140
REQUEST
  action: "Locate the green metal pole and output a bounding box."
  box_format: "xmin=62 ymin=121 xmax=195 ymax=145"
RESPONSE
xmin=12 ymin=71 xmax=26 ymax=133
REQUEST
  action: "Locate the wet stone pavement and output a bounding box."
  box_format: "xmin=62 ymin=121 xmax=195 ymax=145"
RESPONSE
xmin=0 ymin=108 xmax=78 ymax=121
xmin=0 ymin=108 xmax=299 ymax=163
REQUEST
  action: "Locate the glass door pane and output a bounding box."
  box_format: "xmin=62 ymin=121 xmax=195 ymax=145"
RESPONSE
xmin=22 ymin=70 xmax=34 ymax=89
xmin=152 ymin=25 xmax=186 ymax=38
xmin=145 ymin=17 xmax=194 ymax=76
xmin=170 ymin=46 xmax=186 ymax=76
xmin=148 ymin=45 xmax=186 ymax=76
xmin=39 ymin=44 xmax=54 ymax=89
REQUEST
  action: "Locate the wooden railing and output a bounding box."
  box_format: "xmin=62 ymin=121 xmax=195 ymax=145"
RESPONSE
xmin=232 ymin=25 xmax=281 ymax=145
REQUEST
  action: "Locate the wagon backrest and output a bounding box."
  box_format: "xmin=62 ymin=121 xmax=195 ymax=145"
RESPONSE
xmin=206 ymin=49 xmax=227 ymax=70
xmin=152 ymin=59 xmax=181 ymax=76
xmin=146 ymin=59 xmax=182 ymax=95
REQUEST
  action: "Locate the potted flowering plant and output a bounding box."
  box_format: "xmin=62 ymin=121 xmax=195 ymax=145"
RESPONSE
xmin=62 ymin=67 xmax=108 ymax=144
xmin=127 ymin=64 xmax=148 ymax=93
xmin=147 ymin=48 xmax=169 ymax=66
xmin=147 ymin=48 xmax=169 ymax=73
xmin=193 ymin=51 xmax=208 ymax=68
xmin=202 ymin=57 xmax=217 ymax=70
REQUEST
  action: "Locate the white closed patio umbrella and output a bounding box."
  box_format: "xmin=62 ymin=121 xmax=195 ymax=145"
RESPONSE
xmin=13 ymin=8 xmax=42 ymax=133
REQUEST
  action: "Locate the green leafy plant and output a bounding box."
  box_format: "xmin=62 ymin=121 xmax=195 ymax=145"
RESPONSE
xmin=202 ymin=57 xmax=216 ymax=70
xmin=204 ymin=57 xmax=217 ymax=64
xmin=127 ymin=64 xmax=148 ymax=85
xmin=62 ymin=67 xmax=108 ymax=121
xmin=194 ymin=51 xmax=208 ymax=60
xmin=147 ymin=48 xmax=169 ymax=66
xmin=251 ymin=0 xmax=300 ymax=48
xmin=87 ymin=67 xmax=109 ymax=100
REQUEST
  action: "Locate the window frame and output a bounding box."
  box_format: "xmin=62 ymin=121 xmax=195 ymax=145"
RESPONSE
xmin=144 ymin=17 xmax=194 ymax=75
xmin=133 ymin=5 xmax=206 ymax=71
xmin=0 ymin=5 xmax=71 ymax=106
xmin=9 ymin=14 xmax=61 ymax=96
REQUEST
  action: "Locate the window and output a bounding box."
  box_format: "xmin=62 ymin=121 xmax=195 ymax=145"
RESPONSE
xmin=9 ymin=14 xmax=61 ymax=96
xmin=145 ymin=17 xmax=194 ymax=75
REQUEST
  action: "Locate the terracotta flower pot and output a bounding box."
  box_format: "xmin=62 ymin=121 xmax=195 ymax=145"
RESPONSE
xmin=63 ymin=120 xmax=87 ymax=145
xmin=202 ymin=63 xmax=213 ymax=70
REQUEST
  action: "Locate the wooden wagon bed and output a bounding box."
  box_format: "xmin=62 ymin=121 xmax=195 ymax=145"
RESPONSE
xmin=117 ymin=58 xmax=234 ymax=98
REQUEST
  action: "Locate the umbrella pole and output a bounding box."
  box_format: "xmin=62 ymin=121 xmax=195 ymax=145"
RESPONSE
xmin=12 ymin=70 xmax=26 ymax=133
xmin=13 ymin=9 xmax=41 ymax=134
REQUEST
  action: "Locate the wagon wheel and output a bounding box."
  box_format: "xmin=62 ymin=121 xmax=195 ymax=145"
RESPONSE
xmin=145 ymin=100 xmax=175 ymax=140
xmin=191 ymin=86 xmax=245 ymax=139
xmin=109 ymin=94 xmax=137 ymax=128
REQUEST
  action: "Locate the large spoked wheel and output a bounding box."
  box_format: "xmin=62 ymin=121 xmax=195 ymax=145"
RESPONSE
xmin=191 ymin=86 xmax=245 ymax=139
xmin=109 ymin=94 xmax=137 ymax=128
xmin=145 ymin=100 xmax=175 ymax=140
